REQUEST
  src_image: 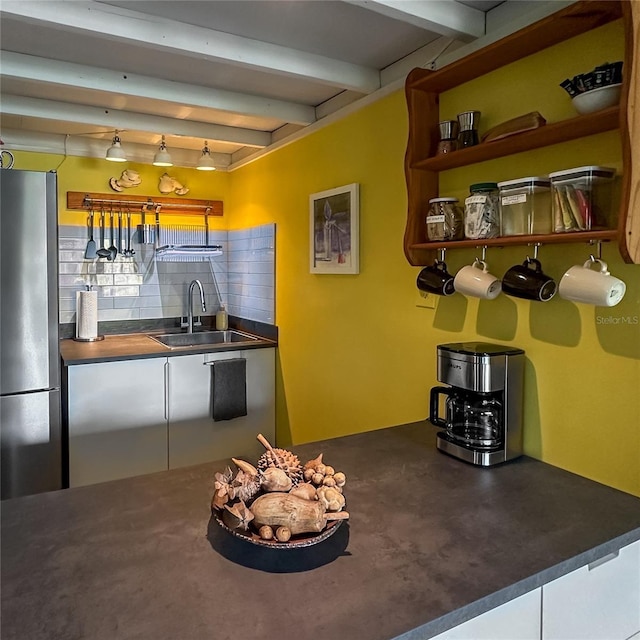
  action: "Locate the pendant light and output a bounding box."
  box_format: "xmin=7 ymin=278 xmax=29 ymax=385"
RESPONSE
xmin=153 ymin=135 xmax=173 ymax=167
xmin=196 ymin=141 xmax=216 ymax=171
xmin=105 ymin=130 xmax=127 ymax=162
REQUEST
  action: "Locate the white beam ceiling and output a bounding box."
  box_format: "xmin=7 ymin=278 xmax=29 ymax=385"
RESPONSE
xmin=0 ymin=1 xmax=381 ymax=94
xmin=2 ymin=96 xmax=271 ymax=148
xmin=346 ymin=0 xmax=486 ymax=41
xmin=1 ymin=52 xmax=317 ymax=127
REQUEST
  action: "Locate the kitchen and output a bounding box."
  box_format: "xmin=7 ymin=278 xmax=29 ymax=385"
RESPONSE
xmin=1 ymin=1 xmax=640 ymax=639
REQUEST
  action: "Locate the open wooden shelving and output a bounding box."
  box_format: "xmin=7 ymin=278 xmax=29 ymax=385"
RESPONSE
xmin=403 ymin=0 xmax=638 ymax=266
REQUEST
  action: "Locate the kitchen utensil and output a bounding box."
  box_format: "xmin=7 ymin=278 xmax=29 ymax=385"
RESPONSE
xmin=436 ymin=120 xmax=458 ymax=155
xmin=417 ymin=260 xmax=455 ymax=296
xmin=502 ymin=257 xmax=557 ymax=302
xmin=453 ymin=259 xmax=501 ymax=299
xmin=108 ymin=210 xmax=117 ymax=261
xmin=125 ymin=209 xmax=135 ymax=257
xmin=558 ymin=256 xmax=626 ymax=306
xmin=118 ymin=211 xmax=123 ymax=254
xmin=96 ymin=209 xmax=111 ymax=259
xmin=84 ymin=210 xmax=98 ymax=259
xmin=430 ymin=342 xmax=525 ymax=467
xmin=572 ymin=83 xmax=622 ymax=114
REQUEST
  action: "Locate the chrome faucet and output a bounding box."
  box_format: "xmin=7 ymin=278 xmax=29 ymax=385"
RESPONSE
xmin=186 ymin=279 xmax=206 ymax=333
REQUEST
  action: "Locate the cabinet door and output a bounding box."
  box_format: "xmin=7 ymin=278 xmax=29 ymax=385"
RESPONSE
xmin=542 ymin=540 xmax=640 ymax=640
xmin=429 ymin=589 xmax=541 ymax=640
xmin=67 ymin=358 xmax=167 ymax=487
xmin=167 ymin=349 xmax=275 ymax=469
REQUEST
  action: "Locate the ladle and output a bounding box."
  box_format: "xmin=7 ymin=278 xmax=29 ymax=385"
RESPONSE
xmin=108 ymin=209 xmax=118 ymax=261
xmin=84 ymin=209 xmax=98 ymax=259
xmin=96 ymin=209 xmax=111 ymax=259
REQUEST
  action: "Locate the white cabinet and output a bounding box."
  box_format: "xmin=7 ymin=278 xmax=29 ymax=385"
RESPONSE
xmin=67 ymin=358 xmax=167 ymax=487
xmin=167 ymin=349 xmax=275 ymax=469
xmin=429 ymin=589 xmax=541 ymax=640
xmin=542 ymin=540 xmax=640 ymax=640
xmin=67 ymin=348 xmax=276 ymax=487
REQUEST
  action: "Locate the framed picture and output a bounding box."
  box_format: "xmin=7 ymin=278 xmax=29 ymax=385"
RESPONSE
xmin=309 ymin=183 xmax=359 ymax=274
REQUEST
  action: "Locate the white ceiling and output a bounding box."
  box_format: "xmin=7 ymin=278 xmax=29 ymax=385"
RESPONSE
xmin=0 ymin=0 xmax=573 ymax=171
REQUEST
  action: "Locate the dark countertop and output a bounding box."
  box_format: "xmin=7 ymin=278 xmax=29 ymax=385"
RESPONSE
xmin=2 ymin=422 xmax=640 ymax=640
xmin=60 ymin=329 xmax=277 ymax=365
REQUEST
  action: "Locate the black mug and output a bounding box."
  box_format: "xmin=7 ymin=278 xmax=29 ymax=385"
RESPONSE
xmin=417 ymin=260 xmax=455 ymax=296
xmin=502 ymin=258 xmax=557 ymax=302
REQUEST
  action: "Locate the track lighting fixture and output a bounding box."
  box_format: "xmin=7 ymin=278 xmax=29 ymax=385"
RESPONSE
xmin=105 ymin=130 xmax=127 ymax=162
xmin=196 ymin=141 xmax=216 ymax=171
xmin=153 ymin=135 xmax=173 ymax=167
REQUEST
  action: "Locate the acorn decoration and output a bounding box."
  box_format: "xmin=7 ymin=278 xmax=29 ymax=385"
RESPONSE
xmin=211 ymin=435 xmax=349 ymax=545
xmin=256 ymin=433 xmax=303 ymax=486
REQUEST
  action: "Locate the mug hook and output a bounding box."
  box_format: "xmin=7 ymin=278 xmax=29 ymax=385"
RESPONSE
xmin=438 ymin=248 xmax=446 ymax=263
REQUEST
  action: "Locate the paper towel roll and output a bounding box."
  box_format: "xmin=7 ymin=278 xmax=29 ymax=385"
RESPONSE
xmin=76 ymin=289 xmax=98 ymax=339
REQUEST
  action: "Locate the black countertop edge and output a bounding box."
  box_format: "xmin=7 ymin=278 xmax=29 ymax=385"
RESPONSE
xmin=403 ymin=530 xmax=640 ymax=639
xmin=59 ymin=315 xmax=278 ymax=342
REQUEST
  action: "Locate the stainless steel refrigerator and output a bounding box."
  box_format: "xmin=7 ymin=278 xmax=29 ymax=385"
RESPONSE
xmin=1 ymin=169 xmax=62 ymax=499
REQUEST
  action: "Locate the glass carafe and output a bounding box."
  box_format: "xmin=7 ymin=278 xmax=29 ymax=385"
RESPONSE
xmin=430 ymin=387 xmax=503 ymax=449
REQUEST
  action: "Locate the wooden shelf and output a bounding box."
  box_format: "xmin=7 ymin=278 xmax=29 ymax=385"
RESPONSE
xmin=403 ymin=0 xmax=638 ymax=266
xmin=66 ymin=191 xmax=223 ymax=217
xmin=410 ymin=230 xmax=618 ymax=253
xmin=412 ymin=108 xmax=620 ymax=172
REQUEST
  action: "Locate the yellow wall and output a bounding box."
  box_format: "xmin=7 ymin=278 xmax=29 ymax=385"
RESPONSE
xmin=228 ymin=20 xmax=639 ymax=497
xmin=7 ymin=20 xmax=639 ymax=496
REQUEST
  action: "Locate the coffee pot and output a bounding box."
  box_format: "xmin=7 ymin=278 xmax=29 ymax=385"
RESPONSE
xmin=429 ymin=342 xmax=524 ymax=466
xmin=430 ymin=388 xmax=503 ymax=449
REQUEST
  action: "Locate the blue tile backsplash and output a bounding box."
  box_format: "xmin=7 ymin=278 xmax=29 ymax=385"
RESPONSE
xmin=58 ymin=223 xmax=275 ymax=325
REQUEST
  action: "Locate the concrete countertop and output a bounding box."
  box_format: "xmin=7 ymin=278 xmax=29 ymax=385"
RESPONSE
xmin=2 ymin=421 xmax=640 ymax=640
xmin=60 ymin=330 xmax=277 ymax=365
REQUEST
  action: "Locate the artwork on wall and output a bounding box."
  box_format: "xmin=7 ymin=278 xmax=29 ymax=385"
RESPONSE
xmin=158 ymin=173 xmax=189 ymax=195
xmin=309 ymin=183 xmax=359 ymax=274
xmin=109 ymin=169 xmax=141 ymax=192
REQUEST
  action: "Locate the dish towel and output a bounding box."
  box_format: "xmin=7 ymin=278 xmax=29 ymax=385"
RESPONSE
xmin=211 ymin=358 xmax=248 ymax=421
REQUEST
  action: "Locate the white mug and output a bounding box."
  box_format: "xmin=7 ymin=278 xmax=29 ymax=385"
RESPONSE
xmin=558 ymin=258 xmax=626 ymax=307
xmin=454 ymin=259 xmax=502 ymax=300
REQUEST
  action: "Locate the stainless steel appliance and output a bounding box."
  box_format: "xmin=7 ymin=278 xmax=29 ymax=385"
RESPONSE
xmin=1 ymin=169 xmax=62 ymax=499
xmin=430 ymin=342 xmax=524 ymax=466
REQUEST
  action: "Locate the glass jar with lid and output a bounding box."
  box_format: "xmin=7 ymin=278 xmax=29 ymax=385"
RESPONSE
xmin=464 ymin=182 xmax=500 ymax=239
xmin=426 ymin=197 xmax=463 ymax=241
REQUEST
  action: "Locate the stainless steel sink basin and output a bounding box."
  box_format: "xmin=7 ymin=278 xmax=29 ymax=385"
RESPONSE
xmin=147 ymin=330 xmax=260 ymax=349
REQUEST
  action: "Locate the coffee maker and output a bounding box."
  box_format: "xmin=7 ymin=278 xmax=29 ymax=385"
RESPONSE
xmin=429 ymin=342 xmax=524 ymax=466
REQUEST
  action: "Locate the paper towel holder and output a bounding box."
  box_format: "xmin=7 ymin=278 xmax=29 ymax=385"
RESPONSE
xmin=73 ymin=286 xmax=105 ymax=342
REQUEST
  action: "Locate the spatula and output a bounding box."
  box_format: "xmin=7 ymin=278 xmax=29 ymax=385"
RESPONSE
xmin=84 ymin=209 xmax=98 ymax=259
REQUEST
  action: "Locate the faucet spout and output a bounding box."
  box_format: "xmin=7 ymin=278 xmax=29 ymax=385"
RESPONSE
xmin=187 ymin=279 xmax=206 ymax=333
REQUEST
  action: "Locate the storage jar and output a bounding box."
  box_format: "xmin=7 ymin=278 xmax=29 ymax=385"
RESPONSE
xmin=548 ymin=166 xmax=615 ymax=232
xmin=498 ymin=176 xmax=552 ymax=236
xmin=426 ymin=198 xmax=463 ymax=241
xmin=464 ymin=183 xmax=499 ymax=240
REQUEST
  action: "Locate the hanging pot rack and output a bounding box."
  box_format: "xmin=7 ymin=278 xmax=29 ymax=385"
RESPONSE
xmin=67 ymin=191 xmax=224 ymax=260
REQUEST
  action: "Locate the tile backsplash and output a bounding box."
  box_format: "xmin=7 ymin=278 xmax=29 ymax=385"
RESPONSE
xmin=58 ymin=223 xmax=275 ymax=325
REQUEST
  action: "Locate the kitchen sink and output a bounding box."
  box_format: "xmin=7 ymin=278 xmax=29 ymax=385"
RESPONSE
xmin=147 ymin=330 xmax=260 ymax=349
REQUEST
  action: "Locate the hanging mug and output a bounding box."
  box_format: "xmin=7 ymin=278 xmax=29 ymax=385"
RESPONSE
xmin=417 ymin=260 xmax=456 ymax=296
xmin=558 ymin=257 xmax=626 ymax=307
xmin=454 ymin=259 xmax=502 ymax=300
xmin=502 ymin=257 xmax=557 ymax=302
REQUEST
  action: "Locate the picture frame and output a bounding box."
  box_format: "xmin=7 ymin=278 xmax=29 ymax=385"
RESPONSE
xmin=309 ymin=183 xmax=359 ymax=274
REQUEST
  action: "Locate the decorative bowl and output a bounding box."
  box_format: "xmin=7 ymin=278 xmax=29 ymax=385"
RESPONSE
xmin=572 ymin=83 xmax=622 ymax=115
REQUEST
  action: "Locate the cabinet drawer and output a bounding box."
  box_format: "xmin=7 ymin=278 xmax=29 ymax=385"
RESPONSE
xmin=542 ymin=540 xmax=640 ymax=639
xmin=429 ymin=589 xmax=541 ymax=640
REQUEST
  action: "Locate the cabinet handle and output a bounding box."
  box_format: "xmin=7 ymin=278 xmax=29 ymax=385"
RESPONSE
xmin=164 ymin=361 xmax=169 ymax=420
xmin=588 ymin=550 xmax=619 ymax=571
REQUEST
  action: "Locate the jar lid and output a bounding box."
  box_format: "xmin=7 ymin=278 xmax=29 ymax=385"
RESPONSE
xmin=429 ymin=197 xmax=459 ymax=203
xmin=497 ymin=176 xmax=550 ymax=188
xmin=548 ymin=166 xmax=615 ymax=180
xmin=470 ymin=182 xmax=498 ymax=191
